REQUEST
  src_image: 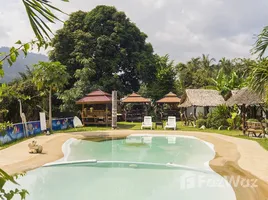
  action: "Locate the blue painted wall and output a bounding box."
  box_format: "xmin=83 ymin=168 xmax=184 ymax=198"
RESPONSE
xmin=0 ymin=117 xmax=74 ymax=145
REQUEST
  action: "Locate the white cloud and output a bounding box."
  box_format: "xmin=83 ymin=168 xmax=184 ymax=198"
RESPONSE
xmin=0 ymin=0 xmax=267 ymax=62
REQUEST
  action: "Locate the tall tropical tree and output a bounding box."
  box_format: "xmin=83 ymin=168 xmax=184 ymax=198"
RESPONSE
xmin=200 ymin=54 xmax=216 ymax=78
xmin=175 ymin=57 xmax=201 ymax=91
xmin=49 ymin=6 xmax=157 ymax=94
xmin=249 ymin=58 xmax=268 ymax=98
xmin=219 ymin=57 xmax=233 ymax=75
xmin=32 ymin=62 xmax=70 ymax=129
xmin=142 ymin=55 xmax=176 ymax=101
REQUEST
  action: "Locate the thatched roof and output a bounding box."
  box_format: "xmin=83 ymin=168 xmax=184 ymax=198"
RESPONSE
xmin=226 ymin=87 xmax=264 ymax=106
xmin=157 ymin=92 xmax=181 ymax=103
xmin=76 ymin=89 xmax=112 ymax=104
xmin=179 ymin=89 xmax=225 ymax=107
xmin=121 ymin=92 xmax=151 ymax=103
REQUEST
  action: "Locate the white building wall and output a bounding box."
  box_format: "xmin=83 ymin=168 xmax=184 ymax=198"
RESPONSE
xmin=185 ymin=106 xmax=216 ymax=117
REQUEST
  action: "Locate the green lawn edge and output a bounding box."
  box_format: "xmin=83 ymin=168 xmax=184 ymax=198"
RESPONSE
xmin=1 ymin=122 xmax=268 ymax=151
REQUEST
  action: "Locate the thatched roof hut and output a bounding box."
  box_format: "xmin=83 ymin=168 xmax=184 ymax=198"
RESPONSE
xmin=179 ymin=89 xmax=225 ymax=107
xmin=226 ymin=87 xmax=264 ymax=106
xmin=156 ymin=92 xmax=181 ymax=104
xmin=121 ymin=92 xmax=151 ymax=103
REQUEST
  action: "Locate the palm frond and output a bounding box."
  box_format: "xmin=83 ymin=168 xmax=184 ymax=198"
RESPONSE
xmin=251 ymin=26 xmax=268 ymax=58
xmin=22 ymin=0 xmax=69 ymax=42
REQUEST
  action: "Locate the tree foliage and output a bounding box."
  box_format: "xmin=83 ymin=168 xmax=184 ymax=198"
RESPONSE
xmin=207 ymin=69 xmax=246 ymax=98
xmin=0 ymin=67 xmax=45 ymax=123
xmin=175 ymin=55 xmax=254 ymax=95
xmin=249 ymin=58 xmax=268 ymax=98
xmin=50 ymin=6 xmax=157 ymax=94
xmin=0 ymin=169 xmax=28 ymax=200
xmin=32 ymin=61 xmax=70 ymax=128
xmin=252 ymin=26 xmax=268 ymax=58
xmin=0 ymin=1 xmax=67 ymax=199
xmin=59 ymin=60 xmax=96 ymax=112
xmin=0 ymin=0 xmax=68 ymax=74
xmin=139 ymin=55 xmax=176 ymax=101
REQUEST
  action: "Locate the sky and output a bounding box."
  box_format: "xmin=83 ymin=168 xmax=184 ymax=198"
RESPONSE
xmin=1 ymin=0 xmax=268 ymax=62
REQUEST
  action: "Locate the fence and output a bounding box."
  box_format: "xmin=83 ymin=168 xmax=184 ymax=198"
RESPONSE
xmin=0 ymin=117 xmax=74 ymax=145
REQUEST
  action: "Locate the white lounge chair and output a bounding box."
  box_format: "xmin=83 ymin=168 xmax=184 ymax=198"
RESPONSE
xmin=165 ymin=116 xmax=177 ymax=130
xmin=141 ymin=116 xmax=153 ymax=130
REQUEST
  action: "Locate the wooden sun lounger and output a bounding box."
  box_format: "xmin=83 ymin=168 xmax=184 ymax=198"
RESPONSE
xmin=246 ymin=122 xmax=266 ymax=138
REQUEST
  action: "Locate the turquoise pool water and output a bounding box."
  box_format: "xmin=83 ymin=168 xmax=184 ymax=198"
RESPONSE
xmin=7 ymin=134 xmax=236 ymax=200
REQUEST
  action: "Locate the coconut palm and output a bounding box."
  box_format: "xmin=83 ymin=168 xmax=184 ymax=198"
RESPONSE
xmin=200 ymin=54 xmax=216 ymax=78
xmin=201 ymin=54 xmax=216 ymax=70
xmin=249 ymin=58 xmax=268 ymax=97
xmin=219 ymin=57 xmax=233 ymax=75
xmin=252 ymin=26 xmax=268 ymax=58
xmin=22 ymin=0 xmax=68 ymax=41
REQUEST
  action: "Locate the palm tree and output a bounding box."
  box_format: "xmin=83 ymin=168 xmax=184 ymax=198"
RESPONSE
xmin=249 ymin=58 xmax=268 ymax=97
xmin=22 ymin=0 xmax=68 ymax=41
xmin=201 ymin=54 xmax=216 ymax=70
xmin=219 ymin=57 xmax=233 ymax=75
xmin=188 ymin=57 xmax=201 ymax=71
xmin=200 ymin=54 xmax=216 ymax=77
xmin=0 ymin=1 xmax=67 ymax=76
xmin=232 ymin=58 xmax=256 ymax=78
xmin=252 ymin=26 xmax=268 ymax=58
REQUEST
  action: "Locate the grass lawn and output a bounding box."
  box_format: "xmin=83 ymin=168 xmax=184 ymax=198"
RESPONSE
xmin=1 ymin=121 xmax=268 ymax=151
xmin=61 ymin=121 xmax=268 ymax=150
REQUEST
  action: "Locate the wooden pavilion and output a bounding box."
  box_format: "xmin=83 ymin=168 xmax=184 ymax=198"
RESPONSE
xmin=121 ymin=92 xmax=151 ymax=122
xmin=76 ymin=89 xmax=112 ymax=126
xmin=226 ymin=87 xmax=264 ymax=134
xmin=156 ymin=92 xmax=181 ymax=120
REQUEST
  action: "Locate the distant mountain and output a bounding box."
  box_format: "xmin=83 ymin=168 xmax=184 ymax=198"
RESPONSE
xmin=0 ymin=47 xmax=48 ymax=83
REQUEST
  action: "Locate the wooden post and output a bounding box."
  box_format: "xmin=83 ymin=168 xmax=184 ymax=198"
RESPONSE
xmin=105 ymin=104 xmax=108 ymax=127
xmin=145 ymin=103 xmax=148 ymax=116
xmin=242 ymin=104 xmax=246 ymax=135
xmin=82 ymin=104 xmax=85 ymax=125
xmin=112 ymin=91 xmax=118 ymax=129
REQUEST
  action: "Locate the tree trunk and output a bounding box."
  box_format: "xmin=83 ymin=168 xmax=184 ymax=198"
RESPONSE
xmin=49 ymin=87 xmax=52 ymax=130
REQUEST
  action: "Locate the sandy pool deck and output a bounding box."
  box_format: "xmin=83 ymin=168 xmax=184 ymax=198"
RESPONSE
xmin=1 ymin=130 xmax=268 ymax=200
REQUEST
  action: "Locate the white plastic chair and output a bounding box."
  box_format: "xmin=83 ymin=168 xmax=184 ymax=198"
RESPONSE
xmin=164 ymin=116 xmax=177 ymax=130
xmin=141 ymin=116 xmax=153 ymax=130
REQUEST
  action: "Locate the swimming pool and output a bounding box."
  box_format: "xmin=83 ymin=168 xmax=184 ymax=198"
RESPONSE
xmin=7 ymin=134 xmax=236 ymax=200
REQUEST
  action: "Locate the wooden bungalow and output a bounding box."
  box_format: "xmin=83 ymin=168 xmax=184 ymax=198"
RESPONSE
xmin=226 ymin=87 xmax=265 ymax=134
xmin=121 ymin=92 xmax=151 ymax=122
xmin=76 ymin=89 xmax=112 ymax=126
xmin=179 ymin=89 xmax=225 ymax=118
xmin=156 ymin=92 xmax=181 ymax=120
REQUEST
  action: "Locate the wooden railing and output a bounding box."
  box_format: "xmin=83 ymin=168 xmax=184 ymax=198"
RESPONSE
xmin=82 ymin=109 xmax=111 ymax=125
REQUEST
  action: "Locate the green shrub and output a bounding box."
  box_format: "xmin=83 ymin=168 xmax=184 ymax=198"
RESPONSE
xmin=206 ymin=105 xmax=230 ymax=129
xmin=227 ymin=115 xmax=242 ymax=129
xmin=197 ymin=112 xmax=205 ymax=119
xmin=196 ymin=119 xmax=207 ymax=128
